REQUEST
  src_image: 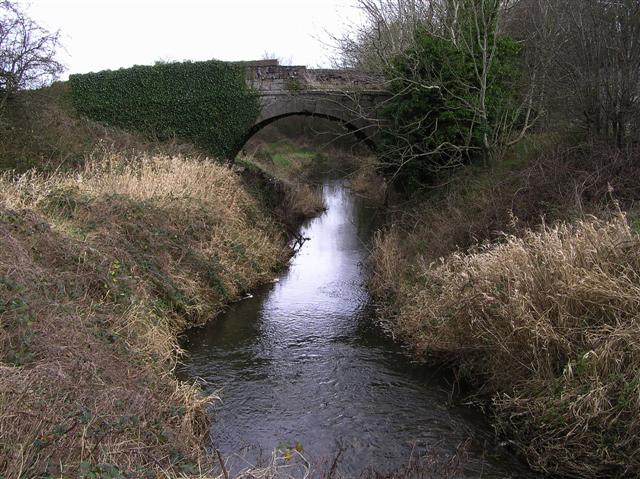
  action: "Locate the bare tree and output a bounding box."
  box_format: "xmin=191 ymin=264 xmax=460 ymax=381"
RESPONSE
xmin=332 ymin=0 xmax=452 ymax=71
xmin=441 ymin=0 xmax=535 ymax=158
xmin=0 ymin=0 xmax=64 ymax=110
xmin=505 ymin=0 xmax=640 ymax=146
xmin=333 ymin=0 xmax=537 ymax=187
xmin=333 ymin=0 xmax=638 ymax=190
xmin=565 ymin=0 xmax=640 ymax=146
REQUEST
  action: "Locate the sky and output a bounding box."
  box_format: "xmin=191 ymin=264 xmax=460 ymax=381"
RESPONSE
xmin=24 ymin=0 xmax=360 ymax=78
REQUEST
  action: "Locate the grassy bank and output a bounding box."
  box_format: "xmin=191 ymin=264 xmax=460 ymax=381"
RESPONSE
xmin=0 ymin=82 xmax=206 ymax=174
xmin=0 ymin=83 xmax=310 ymax=477
xmin=240 ymin=139 xmax=386 ymax=219
xmin=0 ymin=152 xmax=291 ymax=477
xmin=370 ymin=144 xmax=640 ymax=477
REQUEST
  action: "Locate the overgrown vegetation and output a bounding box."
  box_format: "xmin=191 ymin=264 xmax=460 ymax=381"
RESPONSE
xmin=0 ymin=82 xmax=205 ymax=173
xmin=3 ymin=0 xmax=640 ymax=475
xmin=0 ymin=151 xmax=290 ymax=477
xmin=371 ymin=211 xmax=640 ymax=477
xmin=338 ymin=0 xmax=640 ymax=476
xmin=0 ymin=22 xmax=319 ymax=472
xmin=382 ymin=28 xmax=522 ymax=188
xmin=369 ymin=134 xmax=640 ymax=477
xmin=69 ymin=59 xmax=260 ymax=158
xmin=340 ymin=0 xmax=639 ymax=188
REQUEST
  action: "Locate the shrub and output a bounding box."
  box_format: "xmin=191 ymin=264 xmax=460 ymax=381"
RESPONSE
xmin=381 ymin=29 xmax=522 ymax=190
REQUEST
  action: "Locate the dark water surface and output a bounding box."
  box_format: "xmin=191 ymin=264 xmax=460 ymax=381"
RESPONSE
xmin=178 ymin=181 xmax=536 ymax=477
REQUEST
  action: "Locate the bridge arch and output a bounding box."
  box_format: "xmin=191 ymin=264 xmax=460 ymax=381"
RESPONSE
xmin=236 ymin=110 xmax=378 ymax=156
xmin=233 ymin=90 xmax=383 ymax=157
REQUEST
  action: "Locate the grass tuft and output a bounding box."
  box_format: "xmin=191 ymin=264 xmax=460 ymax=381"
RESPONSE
xmin=371 ymin=212 xmax=640 ymax=476
xmin=0 ymin=150 xmax=289 ymax=477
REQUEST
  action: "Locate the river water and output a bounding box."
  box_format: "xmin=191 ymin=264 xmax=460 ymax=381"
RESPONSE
xmin=178 ymin=180 xmax=536 ymax=477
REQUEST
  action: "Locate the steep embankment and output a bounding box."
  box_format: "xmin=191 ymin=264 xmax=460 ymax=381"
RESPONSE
xmin=370 ymin=144 xmax=640 ymax=477
xmin=0 ymin=84 xmax=301 ymax=477
xmin=0 ymin=82 xmax=203 ymax=173
xmin=0 ymin=153 xmax=291 ymax=477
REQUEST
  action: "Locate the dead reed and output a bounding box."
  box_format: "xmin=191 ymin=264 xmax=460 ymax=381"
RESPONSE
xmin=371 ymin=214 xmax=640 ymax=477
xmin=0 ymin=151 xmax=289 ymax=477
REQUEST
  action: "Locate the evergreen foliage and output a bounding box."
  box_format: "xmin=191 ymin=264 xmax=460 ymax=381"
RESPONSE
xmin=69 ymin=60 xmax=260 ymax=158
xmin=382 ymin=29 xmax=522 ymax=189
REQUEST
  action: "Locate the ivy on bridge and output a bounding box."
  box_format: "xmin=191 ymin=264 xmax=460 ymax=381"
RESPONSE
xmin=69 ymin=60 xmax=260 ymax=158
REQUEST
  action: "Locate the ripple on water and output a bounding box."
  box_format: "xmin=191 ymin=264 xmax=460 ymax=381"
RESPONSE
xmin=179 ymin=180 xmax=538 ymax=478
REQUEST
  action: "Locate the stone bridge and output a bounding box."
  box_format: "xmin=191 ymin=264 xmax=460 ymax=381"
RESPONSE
xmin=238 ymin=60 xmax=388 ymax=152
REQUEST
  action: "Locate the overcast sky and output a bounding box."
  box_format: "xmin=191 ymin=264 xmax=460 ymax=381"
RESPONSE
xmin=25 ymin=0 xmax=360 ymax=78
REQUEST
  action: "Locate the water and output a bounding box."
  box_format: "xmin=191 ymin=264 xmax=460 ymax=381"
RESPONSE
xmin=179 ymin=181 xmax=536 ymax=477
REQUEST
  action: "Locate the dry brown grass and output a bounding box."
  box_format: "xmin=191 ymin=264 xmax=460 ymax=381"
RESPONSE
xmin=347 ymin=156 xmax=387 ymax=205
xmin=237 ymin=152 xmax=325 ymax=223
xmin=369 ymin=143 xmax=640 ymax=477
xmin=0 ymin=150 xmax=290 ymax=477
xmin=371 ymin=214 xmax=640 ymax=477
xmin=281 ymin=180 xmax=325 ymax=221
xmin=380 ymin=144 xmax=640 ymax=265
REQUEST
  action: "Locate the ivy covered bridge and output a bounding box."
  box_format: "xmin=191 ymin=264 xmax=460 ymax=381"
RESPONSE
xmin=69 ymin=59 xmax=388 ymax=158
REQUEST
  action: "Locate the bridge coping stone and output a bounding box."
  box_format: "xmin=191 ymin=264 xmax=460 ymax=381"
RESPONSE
xmin=242 ymin=60 xmax=386 ymax=93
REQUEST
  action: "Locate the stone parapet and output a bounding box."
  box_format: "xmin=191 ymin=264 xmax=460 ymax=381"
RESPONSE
xmin=244 ymin=61 xmax=385 ymax=93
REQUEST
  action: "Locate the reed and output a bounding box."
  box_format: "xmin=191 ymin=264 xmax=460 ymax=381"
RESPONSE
xmin=0 ymin=150 xmax=289 ymax=477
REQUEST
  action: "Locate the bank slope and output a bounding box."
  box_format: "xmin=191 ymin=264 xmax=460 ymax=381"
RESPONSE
xmin=370 ymin=145 xmax=640 ymax=477
xmin=0 ymin=153 xmax=289 ymax=477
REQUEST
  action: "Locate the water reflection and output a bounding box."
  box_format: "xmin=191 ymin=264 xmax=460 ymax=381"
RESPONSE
xmin=179 ymin=181 xmax=535 ymax=478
